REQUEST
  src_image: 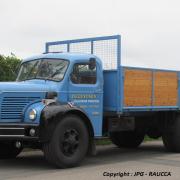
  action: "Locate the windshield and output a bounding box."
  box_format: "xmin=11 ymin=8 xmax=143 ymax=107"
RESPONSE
xmin=17 ymin=59 xmax=69 ymax=81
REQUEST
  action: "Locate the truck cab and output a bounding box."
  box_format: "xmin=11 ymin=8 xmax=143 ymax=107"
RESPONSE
xmin=16 ymin=52 xmax=103 ymax=135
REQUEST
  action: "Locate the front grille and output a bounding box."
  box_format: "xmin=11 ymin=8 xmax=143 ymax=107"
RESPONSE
xmin=1 ymin=97 xmax=40 ymax=121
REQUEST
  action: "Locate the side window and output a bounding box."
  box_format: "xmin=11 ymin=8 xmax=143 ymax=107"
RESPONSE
xmin=71 ymin=62 xmax=97 ymax=84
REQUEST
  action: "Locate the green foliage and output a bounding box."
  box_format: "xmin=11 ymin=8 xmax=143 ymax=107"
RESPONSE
xmin=0 ymin=55 xmax=21 ymax=81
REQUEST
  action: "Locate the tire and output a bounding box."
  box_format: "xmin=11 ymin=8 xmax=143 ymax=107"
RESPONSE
xmin=162 ymin=114 xmax=180 ymax=152
xmin=0 ymin=141 xmax=22 ymax=159
xmin=43 ymin=115 xmax=89 ymax=168
xmin=109 ymin=131 xmax=145 ymax=148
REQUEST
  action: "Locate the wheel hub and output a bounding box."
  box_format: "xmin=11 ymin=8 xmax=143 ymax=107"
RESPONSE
xmin=61 ymin=129 xmax=79 ymax=156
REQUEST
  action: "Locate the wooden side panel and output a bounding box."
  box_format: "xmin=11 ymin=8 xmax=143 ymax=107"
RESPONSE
xmin=154 ymin=71 xmax=178 ymax=106
xmin=124 ymin=69 xmax=152 ymax=106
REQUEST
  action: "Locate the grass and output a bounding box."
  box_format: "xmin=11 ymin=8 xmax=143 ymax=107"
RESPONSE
xmin=144 ymin=135 xmax=161 ymax=142
xmin=95 ymin=135 xmax=161 ymax=146
xmin=95 ymin=138 xmax=112 ymax=146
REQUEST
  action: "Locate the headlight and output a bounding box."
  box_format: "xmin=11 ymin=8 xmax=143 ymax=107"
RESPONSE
xmin=29 ymin=109 xmax=37 ymax=120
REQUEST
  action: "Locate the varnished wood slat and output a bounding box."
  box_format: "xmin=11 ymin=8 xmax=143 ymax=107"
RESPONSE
xmin=154 ymin=71 xmax=178 ymax=106
xmin=124 ymin=69 xmax=152 ymax=106
xmin=123 ymin=68 xmax=178 ymax=107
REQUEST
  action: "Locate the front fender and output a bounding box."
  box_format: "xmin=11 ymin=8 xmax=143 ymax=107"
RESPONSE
xmin=39 ymin=102 xmax=92 ymax=142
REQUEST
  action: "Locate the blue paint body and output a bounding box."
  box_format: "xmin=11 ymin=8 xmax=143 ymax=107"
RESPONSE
xmin=0 ymin=35 xmax=179 ymax=137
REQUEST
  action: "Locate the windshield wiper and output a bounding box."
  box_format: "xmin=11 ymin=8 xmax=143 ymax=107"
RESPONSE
xmin=46 ymin=64 xmax=66 ymax=80
xmin=18 ymin=77 xmax=45 ymax=81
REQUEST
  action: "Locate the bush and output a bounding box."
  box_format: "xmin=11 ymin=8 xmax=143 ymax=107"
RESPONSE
xmin=0 ymin=55 xmax=21 ymax=81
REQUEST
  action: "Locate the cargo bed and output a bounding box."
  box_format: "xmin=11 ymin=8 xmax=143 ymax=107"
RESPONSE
xmin=104 ymin=67 xmax=179 ymax=113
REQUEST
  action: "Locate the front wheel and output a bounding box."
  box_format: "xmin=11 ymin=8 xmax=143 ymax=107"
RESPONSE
xmin=109 ymin=131 xmax=145 ymax=148
xmin=0 ymin=142 xmax=22 ymax=159
xmin=43 ymin=115 xmax=89 ymax=168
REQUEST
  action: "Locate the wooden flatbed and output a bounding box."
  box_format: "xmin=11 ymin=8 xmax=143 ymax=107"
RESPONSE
xmin=104 ymin=67 xmax=179 ymax=113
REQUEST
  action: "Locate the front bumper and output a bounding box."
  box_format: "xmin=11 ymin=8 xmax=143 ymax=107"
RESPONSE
xmin=0 ymin=123 xmax=39 ymax=141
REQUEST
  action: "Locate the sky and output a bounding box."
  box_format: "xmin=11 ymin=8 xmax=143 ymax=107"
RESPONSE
xmin=0 ymin=0 xmax=180 ymax=70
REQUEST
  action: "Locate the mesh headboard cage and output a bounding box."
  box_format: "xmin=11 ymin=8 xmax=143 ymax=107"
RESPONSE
xmin=45 ymin=35 xmax=121 ymax=70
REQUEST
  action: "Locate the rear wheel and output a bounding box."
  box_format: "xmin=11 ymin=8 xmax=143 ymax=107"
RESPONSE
xmin=162 ymin=113 xmax=180 ymax=152
xmin=43 ymin=115 xmax=89 ymax=168
xmin=109 ymin=131 xmax=145 ymax=148
xmin=0 ymin=142 xmax=22 ymax=159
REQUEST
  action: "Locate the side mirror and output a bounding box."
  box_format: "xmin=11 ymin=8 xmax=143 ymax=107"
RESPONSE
xmin=89 ymin=58 xmax=96 ymax=70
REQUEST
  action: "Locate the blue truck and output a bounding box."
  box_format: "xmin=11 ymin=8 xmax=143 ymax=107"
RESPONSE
xmin=0 ymin=35 xmax=180 ymax=168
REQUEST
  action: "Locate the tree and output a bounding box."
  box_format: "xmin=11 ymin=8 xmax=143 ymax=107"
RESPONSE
xmin=0 ymin=55 xmax=21 ymax=81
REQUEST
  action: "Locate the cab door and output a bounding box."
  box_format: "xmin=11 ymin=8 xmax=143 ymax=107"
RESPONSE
xmin=68 ymin=59 xmax=103 ymax=137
